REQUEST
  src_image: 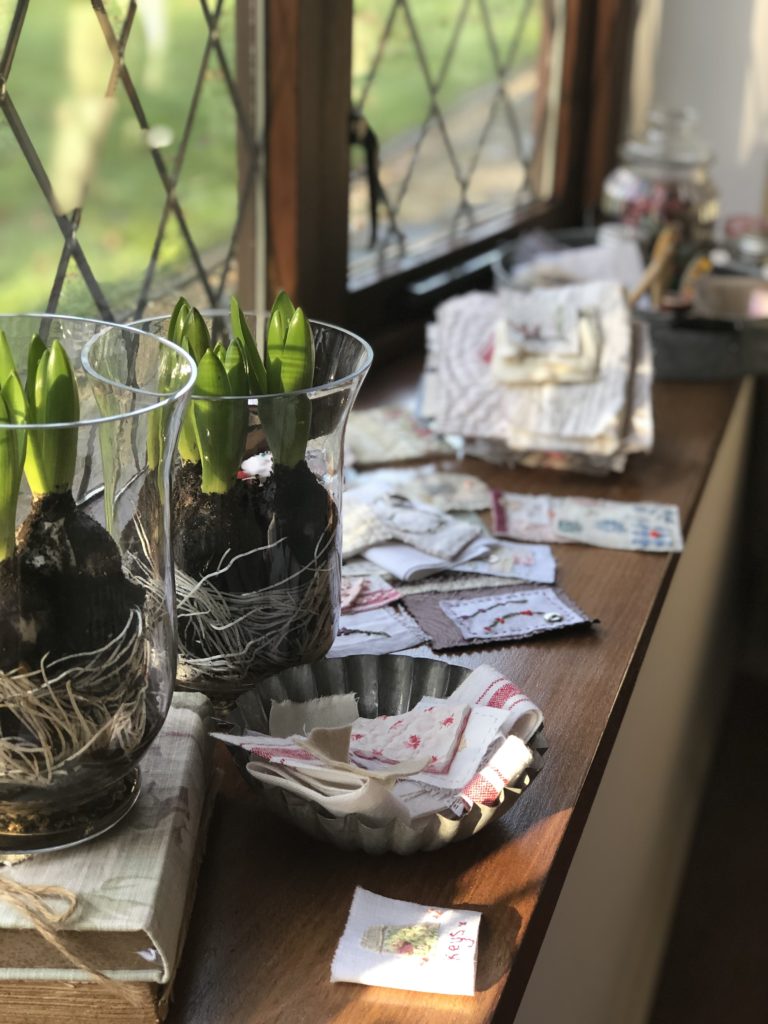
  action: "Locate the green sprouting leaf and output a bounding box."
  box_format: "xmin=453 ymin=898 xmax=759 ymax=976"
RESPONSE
xmin=1 ymin=370 xmax=28 ymax=470
xmin=186 ymin=309 xmax=211 ymax=363
xmin=266 ymin=355 xmax=284 ymax=396
xmin=147 ymin=344 xmax=183 ymax=473
xmin=224 ymin=341 xmax=249 ymax=466
xmin=0 ymin=390 xmax=24 ymax=560
xmin=261 ymin=393 xmax=311 ymax=469
xmin=224 ymin=339 xmax=248 ymax=395
xmin=40 ymin=340 xmax=79 ymax=494
xmin=176 ymin=339 xmax=200 ymax=464
xmin=192 ymin=350 xmax=239 ymax=494
xmin=229 ymin=296 xmax=267 ymax=394
xmin=265 ymin=290 xmax=295 ymax=372
xmin=270 ymin=291 xmax=295 ymax=339
xmin=280 ymin=307 xmax=314 ymax=392
xmin=0 ymin=329 xmax=17 ymax=388
xmin=24 ymin=339 xmax=79 ymax=496
xmin=168 ymin=296 xmax=190 ymax=345
xmin=25 ymin=334 xmax=46 ymax=412
xmin=25 ymin=348 xmax=49 ymax=495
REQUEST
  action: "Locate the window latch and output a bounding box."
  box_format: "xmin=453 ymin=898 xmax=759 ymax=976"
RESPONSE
xmin=349 ymin=108 xmax=382 ymax=249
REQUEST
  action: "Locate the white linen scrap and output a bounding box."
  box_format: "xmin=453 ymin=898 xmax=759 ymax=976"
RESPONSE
xmin=331 ymin=887 xmax=481 ymax=996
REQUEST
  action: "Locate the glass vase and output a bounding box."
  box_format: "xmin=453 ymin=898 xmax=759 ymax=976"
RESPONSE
xmin=601 ymin=108 xmax=720 ymax=247
xmin=133 ymin=311 xmax=373 ymax=699
xmin=0 ymin=314 xmax=194 ymax=852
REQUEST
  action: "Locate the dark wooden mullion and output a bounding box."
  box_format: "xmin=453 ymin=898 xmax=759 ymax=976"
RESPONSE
xmin=234 ymin=0 xmax=262 ymax=311
xmin=92 ymin=5 xmax=217 ymax=306
xmin=580 ymin=0 xmax=638 ymax=212
xmin=527 ymin=0 xmax=557 ymax=198
xmin=0 ymin=91 xmax=113 ymax=319
xmin=266 ymin=0 xmax=352 ymax=324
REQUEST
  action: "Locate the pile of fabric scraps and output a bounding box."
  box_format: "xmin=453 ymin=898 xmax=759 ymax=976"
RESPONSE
xmin=213 ymin=665 xmax=542 ymax=825
xmin=421 ymin=279 xmax=654 ymax=474
xmin=345 ymin=405 xmax=453 ymax=467
xmin=336 ymin=478 xmax=579 ymax=656
xmin=333 ymin=468 xmax=685 ymax=656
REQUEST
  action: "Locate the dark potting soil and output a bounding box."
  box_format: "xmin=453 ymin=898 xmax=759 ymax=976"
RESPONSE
xmin=0 ymin=492 xmax=144 ymax=672
xmin=172 ymin=459 xmax=336 ymax=594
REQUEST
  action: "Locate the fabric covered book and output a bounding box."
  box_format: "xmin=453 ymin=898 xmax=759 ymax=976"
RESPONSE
xmin=0 ymin=691 xmax=213 ymax=1023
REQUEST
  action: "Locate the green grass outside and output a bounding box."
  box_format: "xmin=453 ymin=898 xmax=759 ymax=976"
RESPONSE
xmin=0 ymin=0 xmax=540 ymax=316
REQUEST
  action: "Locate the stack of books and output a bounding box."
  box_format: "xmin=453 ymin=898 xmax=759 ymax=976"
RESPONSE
xmin=0 ymin=692 xmax=213 ymax=1023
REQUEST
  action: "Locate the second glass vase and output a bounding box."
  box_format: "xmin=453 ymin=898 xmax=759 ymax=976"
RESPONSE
xmin=134 ymin=311 xmax=373 ymax=699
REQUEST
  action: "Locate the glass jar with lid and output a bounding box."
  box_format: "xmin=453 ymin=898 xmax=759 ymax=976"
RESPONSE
xmin=601 ymin=108 xmax=720 ymax=246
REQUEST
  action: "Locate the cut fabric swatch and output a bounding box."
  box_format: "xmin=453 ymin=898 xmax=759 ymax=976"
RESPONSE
xmin=346 ymin=407 xmax=453 ymax=466
xmin=328 ymin=606 xmax=428 ymax=658
xmin=492 ymin=490 xmax=684 ymax=552
xmin=403 ymin=584 xmax=592 ymax=652
xmin=331 ymin=887 xmax=481 ymax=996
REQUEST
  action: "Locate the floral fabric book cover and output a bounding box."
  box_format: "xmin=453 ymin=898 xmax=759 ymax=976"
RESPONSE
xmin=0 ymin=692 xmax=212 ymax=984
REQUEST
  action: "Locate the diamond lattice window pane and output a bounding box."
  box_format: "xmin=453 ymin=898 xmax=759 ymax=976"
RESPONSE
xmin=0 ymin=0 xmax=250 ymax=318
xmin=0 ymin=158 xmax=63 ymax=312
xmin=124 ymin=2 xmax=210 ymax=168
xmin=349 ymin=0 xmax=562 ymax=286
xmin=74 ymin=88 xmax=169 ymax=317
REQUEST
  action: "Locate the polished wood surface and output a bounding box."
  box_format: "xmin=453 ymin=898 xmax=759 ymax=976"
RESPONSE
xmin=167 ymin=357 xmax=739 ymax=1024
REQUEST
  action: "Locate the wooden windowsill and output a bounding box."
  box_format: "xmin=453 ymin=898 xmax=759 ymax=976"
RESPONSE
xmin=167 ymin=353 xmax=741 ymax=1024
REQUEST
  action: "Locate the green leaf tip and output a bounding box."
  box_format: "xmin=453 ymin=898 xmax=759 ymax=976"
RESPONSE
xmin=25 ymin=338 xmax=79 ymax=497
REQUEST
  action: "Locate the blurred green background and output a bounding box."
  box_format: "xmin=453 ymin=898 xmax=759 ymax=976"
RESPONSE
xmin=0 ymin=0 xmax=538 ymax=316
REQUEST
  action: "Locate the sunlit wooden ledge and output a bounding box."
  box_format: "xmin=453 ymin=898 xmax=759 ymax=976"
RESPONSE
xmin=167 ymin=354 xmax=750 ymax=1024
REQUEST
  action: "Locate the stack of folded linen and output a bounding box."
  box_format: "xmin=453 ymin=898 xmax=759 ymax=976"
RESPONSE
xmin=421 ymin=279 xmax=654 ymax=474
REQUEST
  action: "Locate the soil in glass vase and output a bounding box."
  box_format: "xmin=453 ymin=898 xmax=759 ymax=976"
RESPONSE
xmin=0 ymin=316 xmax=194 ymax=852
xmin=132 ymin=295 xmax=372 ymax=699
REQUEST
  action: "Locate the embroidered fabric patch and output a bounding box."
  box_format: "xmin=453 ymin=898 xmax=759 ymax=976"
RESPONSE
xmin=331 ymin=887 xmax=481 ymax=995
xmin=440 ymin=587 xmax=589 ymax=642
xmin=328 ymin=606 xmax=429 ymax=658
xmin=492 ymin=491 xmax=684 ymax=553
xmin=403 ymin=584 xmax=592 ymax=651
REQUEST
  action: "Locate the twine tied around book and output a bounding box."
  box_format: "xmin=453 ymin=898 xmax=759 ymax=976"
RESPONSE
xmin=0 ymin=874 xmax=145 ymax=1007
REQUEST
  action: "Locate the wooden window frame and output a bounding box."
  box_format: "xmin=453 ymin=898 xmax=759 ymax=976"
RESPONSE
xmin=262 ymin=0 xmax=637 ymax=351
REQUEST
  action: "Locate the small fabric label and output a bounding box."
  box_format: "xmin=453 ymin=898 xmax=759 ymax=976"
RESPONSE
xmin=331 ymin=887 xmax=481 ymax=995
xmin=439 ymin=587 xmax=588 ymax=641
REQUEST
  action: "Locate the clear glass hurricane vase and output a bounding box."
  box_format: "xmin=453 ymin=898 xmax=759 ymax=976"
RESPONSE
xmin=0 ymin=315 xmax=194 ymax=852
xmin=133 ymin=312 xmax=373 ymax=699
